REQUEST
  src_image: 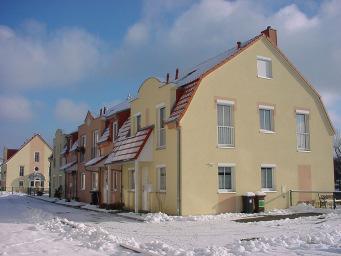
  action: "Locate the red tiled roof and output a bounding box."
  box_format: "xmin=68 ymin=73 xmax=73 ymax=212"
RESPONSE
xmin=105 ymin=119 xmax=153 ymax=164
xmin=6 ymin=149 xmax=18 ymax=160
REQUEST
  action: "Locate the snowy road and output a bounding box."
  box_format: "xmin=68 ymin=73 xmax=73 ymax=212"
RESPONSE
xmin=0 ymin=194 xmax=340 ymax=255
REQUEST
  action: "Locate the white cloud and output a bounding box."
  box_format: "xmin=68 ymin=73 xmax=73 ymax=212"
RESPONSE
xmin=54 ymin=99 xmax=89 ymax=124
xmin=0 ymin=95 xmax=34 ymax=122
xmin=0 ymin=21 xmax=103 ymax=91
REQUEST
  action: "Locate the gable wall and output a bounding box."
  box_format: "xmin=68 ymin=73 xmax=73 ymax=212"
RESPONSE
xmin=179 ymin=37 xmax=334 ymax=215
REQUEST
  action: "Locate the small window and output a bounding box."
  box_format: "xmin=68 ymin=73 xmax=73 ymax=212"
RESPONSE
xmin=218 ymin=166 xmax=234 ymax=192
xmin=259 ymin=106 xmax=274 ymax=132
xmin=129 ymin=169 xmax=135 ymax=190
xmin=257 ymin=56 xmax=272 ymax=79
xmin=19 ymin=181 xmax=24 ymax=187
xmin=136 ymin=114 xmax=141 ymax=132
xmin=112 ymin=171 xmax=119 ymax=191
xmin=19 ymin=166 xmax=24 ymax=177
xmin=296 ymin=111 xmax=310 ymax=151
xmin=157 ymin=166 xmax=166 ymax=192
xmin=261 ymin=167 xmax=274 ymax=190
xmin=34 ymin=152 xmax=40 ymax=162
xmin=80 ymin=173 xmax=86 ymax=190
xmin=157 ymin=106 xmax=166 ymax=148
xmin=91 ymin=172 xmax=98 ymax=191
xmin=217 ymin=101 xmax=234 ymax=147
xmin=112 ymin=122 xmax=118 ymax=141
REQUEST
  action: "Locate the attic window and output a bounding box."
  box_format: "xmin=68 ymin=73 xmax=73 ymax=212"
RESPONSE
xmin=257 ymin=56 xmax=272 ymax=79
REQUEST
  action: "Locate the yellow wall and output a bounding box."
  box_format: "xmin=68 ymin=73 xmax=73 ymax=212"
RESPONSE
xmin=179 ymin=37 xmax=334 ymax=215
xmin=5 ymin=135 xmax=52 ymax=191
xmin=120 ymin=78 xmax=179 ymax=214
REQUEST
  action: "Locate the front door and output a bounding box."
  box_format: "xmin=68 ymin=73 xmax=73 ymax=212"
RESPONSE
xmin=142 ymin=168 xmax=149 ymax=211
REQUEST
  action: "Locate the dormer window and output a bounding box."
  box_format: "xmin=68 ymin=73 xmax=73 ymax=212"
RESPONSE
xmin=136 ymin=114 xmax=141 ymax=132
xmin=257 ymin=56 xmax=272 ymax=79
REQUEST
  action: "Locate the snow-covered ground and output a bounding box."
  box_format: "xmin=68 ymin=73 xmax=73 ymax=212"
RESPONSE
xmin=0 ymin=193 xmax=340 ymax=255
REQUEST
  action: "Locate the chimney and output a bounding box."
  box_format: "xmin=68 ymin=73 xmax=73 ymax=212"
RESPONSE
xmin=261 ymin=26 xmax=277 ymax=46
xmin=237 ymin=41 xmax=241 ymax=49
xmin=166 ymin=73 xmax=170 ymax=83
xmin=175 ymin=68 xmax=179 ymax=80
xmin=103 ymin=107 xmax=106 ymax=115
xmin=100 ymin=108 xmax=102 ymax=116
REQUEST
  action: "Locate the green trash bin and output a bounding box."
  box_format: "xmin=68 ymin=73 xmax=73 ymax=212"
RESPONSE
xmin=242 ymin=192 xmax=255 ymax=213
xmin=255 ymin=191 xmax=266 ymax=213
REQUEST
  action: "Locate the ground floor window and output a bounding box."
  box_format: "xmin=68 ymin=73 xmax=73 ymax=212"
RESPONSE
xmin=80 ymin=173 xmax=86 ymax=190
xmin=19 ymin=181 xmax=24 ymax=187
xmin=112 ymin=171 xmax=118 ymax=191
xmin=58 ymin=175 xmax=62 ymax=187
xmin=129 ymin=169 xmax=135 ymax=190
xmin=41 ymin=181 xmax=44 ymax=187
xmin=30 ymin=181 xmax=34 ymax=187
xmin=157 ymin=166 xmax=166 ymax=192
xmin=52 ymin=176 xmax=57 ymax=188
xmin=91 ymin=172 xmax=98 ymax=191
xmin=218 ymin=165 xmax=234 ymax=192
xmin=261 ymin=166 xmax=274 ymax=191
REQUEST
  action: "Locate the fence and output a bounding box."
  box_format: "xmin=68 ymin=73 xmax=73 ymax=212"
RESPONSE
xmin=289 ymin=190 xmax=341 ymax=209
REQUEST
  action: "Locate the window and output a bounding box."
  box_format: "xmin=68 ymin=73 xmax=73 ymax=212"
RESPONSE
xmin=136 ymin=114 xmax=141 ymax=132
xmin=112 ymin=122 xmax=118 ymax=141
xmin=19 ymin=181 xmax=24 ymax=187
xmin=92 ymin=130 xmax=99 ymax=158
xmin=41 ymin=181 xmax=44 ymax=187
xmin=52 ymin=176 xmax=57 ymax=188
xmin=261 ymin=166 xmax=274 ymax=191
xmin=30 ymin=181 xmax=34 ymax=187
xmin=296 ymin=111 xmax=310 ymax=151
xmin=112 ymin=171 xmax=118 ymax=191
xmin=217 ymin=101 xmax=234 ymax=147
xmin=129 ymin=169 xmax=135 ymax=190
xmin=157 ymin=106 xmax=166 ymax=148
xmin=218 ymin=166 xmax=234 ymax=192
xmin=157 ymin=166 xmax=166 ymax=192
xmin=80 ymin=135 xmax=86 ymax=162
xmin=34 ymin=152 xmax=40 ymax=162
xmin=91 ymin=172 xmax=98 ymax=190
xmin=80 ymin=173 xmax=86 ymax=190
xmin=257 ymin=56 xmax=272 ymax=79
xmin=19 ymin=166 xmax=24 ymax=177
xmin=259 ymin=106 xmax=274 ymax=132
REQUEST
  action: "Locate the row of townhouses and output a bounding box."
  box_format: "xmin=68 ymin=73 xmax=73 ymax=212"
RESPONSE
xmin=49 ymin=27 xmax=335 ymax=215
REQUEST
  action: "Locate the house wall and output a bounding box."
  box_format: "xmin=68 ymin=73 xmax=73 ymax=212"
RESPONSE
xmin=120 ymin=78 xmax=179 ymax=214
xmin=179 ymin=37 xmax=334 ymax=215
xmin=77 ymin=113 xmax=106 ymax=203
xmin=4 ymin=136 xmax=52 ymax=192
xmin=50 ymin=129 xmax=66 ymax=197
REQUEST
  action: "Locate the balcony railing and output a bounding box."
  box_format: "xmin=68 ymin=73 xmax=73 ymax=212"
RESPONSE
xmin=297 ymin=133 xmax=310 ymax=151
xmin=218 ymin=126 xmax=235 ymax=147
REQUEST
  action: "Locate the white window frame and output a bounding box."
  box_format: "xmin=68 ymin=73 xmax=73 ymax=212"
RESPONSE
xmin=80 ymin=172 xmax=86 ymax=190
xmin=296 ymin=110 xmax=310 ymax=152
xmin=112 ymin=121 xmax=118 ymax=142
xmin=128 ymin=168 xmax=135 ymax=191
xmin=217 ymin=163 xmax=236 ymax=193
xmin=261 ymin=164 xmax=276 ymax=192
xmin=91 ymin=172 xmax=98 ymax=191
xmin=257 ymin=56 xmax=272 ymax=79
xmin=217 ymin=100 xmax=235 ymax=148
xmin=157 ymin=165 xmax=166 ymax=192
xmin=34 ymin=151 xmax=40 ymax=162
xmin=259 ymin=105 xmax=275 ymax=133
xmin=156 ymin=104 xmax=166 ymax=148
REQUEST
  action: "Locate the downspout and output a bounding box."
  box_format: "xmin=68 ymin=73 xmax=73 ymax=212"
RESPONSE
xmin=176 ymin=125 xmax=182 ymax=216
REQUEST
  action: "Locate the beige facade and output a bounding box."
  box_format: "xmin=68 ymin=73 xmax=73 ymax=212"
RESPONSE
xmin=112 ymin=29 xmax=334 ymax=215
xmin=2 ymin=134 xmax=52 ymax=192
xmin=50 ymin=129 xmax=67 ymax=197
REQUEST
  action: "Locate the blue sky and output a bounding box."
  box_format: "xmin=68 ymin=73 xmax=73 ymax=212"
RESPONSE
xmin=0 ymin=0 xmax=340 ymax=152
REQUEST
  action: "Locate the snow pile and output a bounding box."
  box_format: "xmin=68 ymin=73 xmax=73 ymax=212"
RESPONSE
xmin=0 ymin=191 xmax=26 ymax=197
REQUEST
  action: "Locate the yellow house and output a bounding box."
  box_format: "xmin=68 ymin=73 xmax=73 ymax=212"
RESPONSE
xmin=1 ymin=134 xmax=52 ymax=192
xmin=105 ymin=27 xmax=335 ymax=215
